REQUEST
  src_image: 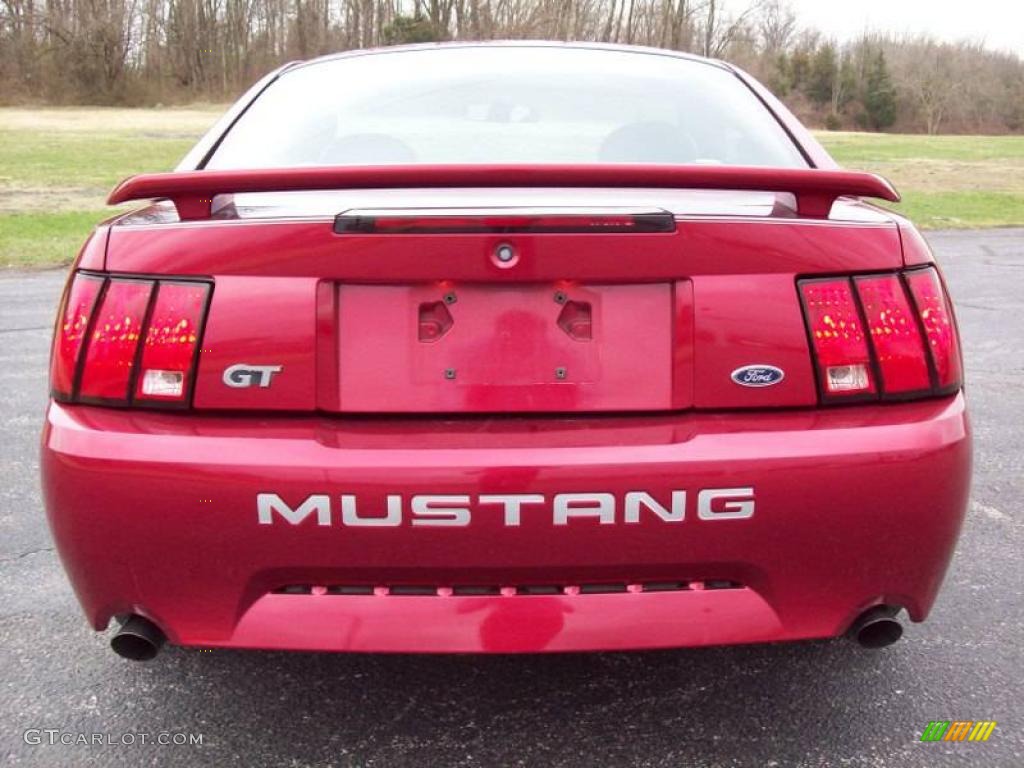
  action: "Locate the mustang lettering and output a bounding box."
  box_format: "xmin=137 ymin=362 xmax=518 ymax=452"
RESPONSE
xmin=255 ymin=489 xmax=756 ymax=527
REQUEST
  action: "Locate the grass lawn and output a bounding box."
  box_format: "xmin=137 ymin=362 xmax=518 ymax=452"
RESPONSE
xmin=0 ymin=106 xmax=221 ymax=268
xmin=1 ymin=107 xmax=1022 ymax=267
xmin=818 ymin=131 xmax=1024 ymax=229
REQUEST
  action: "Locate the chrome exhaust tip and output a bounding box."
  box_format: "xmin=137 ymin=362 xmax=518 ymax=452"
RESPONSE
xmin=110 ymin=615 xmax=166 ymax=661
xmin=847 ymin=606 xmax=903 ymax=649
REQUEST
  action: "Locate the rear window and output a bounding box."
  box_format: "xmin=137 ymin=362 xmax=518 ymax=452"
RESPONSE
xmin=206 ymin=46 xmax=807 ymax=170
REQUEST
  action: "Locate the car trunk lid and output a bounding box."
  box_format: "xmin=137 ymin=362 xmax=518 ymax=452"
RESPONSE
xmin=102 ymin=167 xmax=904 ymax=414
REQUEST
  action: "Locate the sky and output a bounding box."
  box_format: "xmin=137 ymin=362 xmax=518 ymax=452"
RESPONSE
xmin=781 ymin=0 xmax=1024 ymax=55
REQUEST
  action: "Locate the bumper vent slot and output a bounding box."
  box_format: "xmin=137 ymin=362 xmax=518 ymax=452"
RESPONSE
xmin=578 ymin=583 xmax=629 ymax=594
xmin=514 ymin=584 xmax=563 ymax=596
xmin=328 ymin=585 xmax=374 ymax=596
xmin=451 ymin=585 xmax=502 ymax=596
xmin=272 ymin=580 xmax=743 ymax=596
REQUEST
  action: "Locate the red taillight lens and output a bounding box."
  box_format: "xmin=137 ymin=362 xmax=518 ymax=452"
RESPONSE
xmin=905 ymin=267 xmax=963 ymax=391
xmin=48 ymin=272 xmax=211 ymax=407
xmin=50 ymin=273 xmax=103 ymax=399
xmin=78 ymin=279 xmax=153 ymax=401
xmin=799 ymin=267 xmax=962 ymax=404
xmin=134 ymin=282 xmax=210 ymax=402
xmin=855 ymin=274 xmax=931 ymax=395
xmin=799 ymin=278 xmax=876 ymax=398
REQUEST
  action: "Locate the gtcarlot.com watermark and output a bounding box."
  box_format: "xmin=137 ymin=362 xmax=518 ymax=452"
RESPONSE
xmin=24 ymin=729 xmax=203 ymax=747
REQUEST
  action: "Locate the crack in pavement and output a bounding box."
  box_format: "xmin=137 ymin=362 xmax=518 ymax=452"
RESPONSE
xmin=0 ymin=325 xmax=51 ymax=334
xmin=0 ymin=546 xmax=56 ymax=565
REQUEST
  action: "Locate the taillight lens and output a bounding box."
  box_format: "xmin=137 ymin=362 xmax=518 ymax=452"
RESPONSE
xmin=134 ymin=282 xmax=210 ymax=403
xmin=50 ymin=273 xmax=103 ymax=399
xmin=48 ymin=272 xmax=211 ymax=407
xmin=78 ymin=279 xmax=152 ymax=401
xmin=799 ymin=267 xmax=962 ymax=404
xmin=799 ymin=278 xmax=876 ymax=398
xmin=855 ymin=274 xmax=930 ymax=394
xmin=906 ymin=267 xmax=963 ymax=392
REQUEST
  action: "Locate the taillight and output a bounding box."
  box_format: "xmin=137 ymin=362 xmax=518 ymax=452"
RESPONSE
xmin=799 ymin=278 xmax=876 ymax=399
xmin=49 ymin=272 xmax=211 ymax=407
xmin=78 ymin=279 xmax=153 ymax=401
xmin=134 ymin=282 xmax=210 ymax=403
xmin=50 ymin=273 xmax=103 ymax=399
xmin=905 ymin=267 xmax=963 ymax=392
xmin=799 ymin=266 xmax=962 ymax=403
xmin=855 ymin=274 xmax=930 ymax=395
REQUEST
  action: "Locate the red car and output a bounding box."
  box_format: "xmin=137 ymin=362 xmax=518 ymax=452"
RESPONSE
xmin=42 ymin=43 xmax=970 ymax=661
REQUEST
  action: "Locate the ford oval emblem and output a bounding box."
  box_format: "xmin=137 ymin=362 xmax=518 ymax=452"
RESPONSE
xmin=731 ymin=364 xmax=785 ymax=388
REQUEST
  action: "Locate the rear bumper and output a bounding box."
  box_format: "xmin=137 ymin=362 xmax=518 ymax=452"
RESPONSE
xmin=41 ymin=395 xmax=971 ymax=653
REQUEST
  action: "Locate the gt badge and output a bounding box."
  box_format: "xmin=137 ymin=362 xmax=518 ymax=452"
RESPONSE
xmin=223 ymin=364 xmax=282 ymax=388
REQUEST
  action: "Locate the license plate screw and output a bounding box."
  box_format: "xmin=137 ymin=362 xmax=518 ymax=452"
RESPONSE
xmin=555 ymin=366 xmax=567 ymax=380
xmin=444 ymin=368 xmax=457 ymax=380
xmin=443 ymin=292 xmax=458 ymax=305
xmin=553 ymin=291 xmax=567 ymax=304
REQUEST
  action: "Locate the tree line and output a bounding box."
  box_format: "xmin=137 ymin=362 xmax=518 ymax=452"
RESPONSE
xmin=1 ymin=0 xmax=1022 ymax=134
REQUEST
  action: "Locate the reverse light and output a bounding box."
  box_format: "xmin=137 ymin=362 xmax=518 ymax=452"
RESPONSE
xmin=799 ymin=267 xmax=962 ymax=403
xmin=825 ymin=364 xmax=870 ymax=393
xmin=140 ymin=369 xmax=185 ymax=397
xmin=49 ymin=272 xmax=211 ymax=407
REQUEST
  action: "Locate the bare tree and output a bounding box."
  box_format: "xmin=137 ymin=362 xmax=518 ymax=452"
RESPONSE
xmin=1 ymin=0 xmax=1023 ymax=137
xmin=758 ymin=0 xmax=794 ymax=54
xmin=699 ymin=0 xmax=763 ymax=58
xmin=889 ymin=35 xmax=959 ymax=134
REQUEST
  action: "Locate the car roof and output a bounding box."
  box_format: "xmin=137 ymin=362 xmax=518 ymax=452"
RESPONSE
xmin=286 ymin=40 xmax=734 ymax=75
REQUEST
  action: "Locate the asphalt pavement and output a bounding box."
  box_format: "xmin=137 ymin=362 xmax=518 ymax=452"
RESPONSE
xmin=1 ymin=229 xmax=1022 ymax=767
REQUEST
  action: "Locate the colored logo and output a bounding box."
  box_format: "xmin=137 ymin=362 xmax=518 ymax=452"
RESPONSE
xmin=730 ymin=364 xmax=785 ymax=388
xmin=921 ymin=721 xmax=997 ymax=742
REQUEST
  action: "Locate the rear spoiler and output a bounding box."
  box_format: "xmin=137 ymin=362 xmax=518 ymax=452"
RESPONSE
xmin=108 ymin=165 xmax=900 ymax=222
